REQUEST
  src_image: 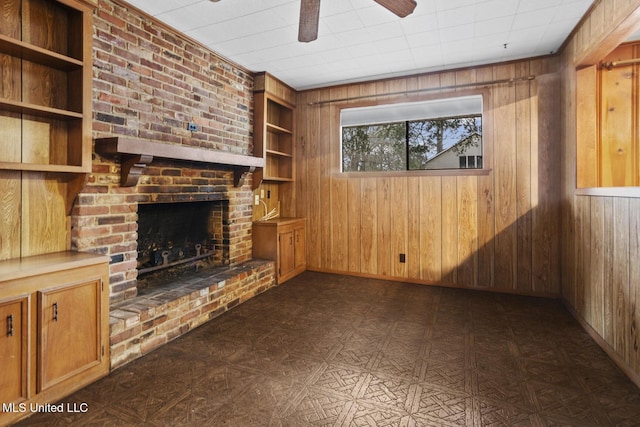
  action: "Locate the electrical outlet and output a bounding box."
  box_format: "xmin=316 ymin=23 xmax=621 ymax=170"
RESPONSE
xmin=399 ymin=253 xmax=406 ymax=263
xmin=187 ymin=122 xmax=198 ymax=131
xmin=254 ymin=195 xmax=260 ymax=205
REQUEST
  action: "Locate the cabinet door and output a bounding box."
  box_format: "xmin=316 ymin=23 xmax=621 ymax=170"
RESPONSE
xmin=278 ymin=229 xmax=295 ymax=278
xmin=0 ymin=296 xmax=29 ymax=404
xmin=38 ymin=279 xmax=102 ymax=392
xmin=294 ymin=226 xmax=306 ymax=270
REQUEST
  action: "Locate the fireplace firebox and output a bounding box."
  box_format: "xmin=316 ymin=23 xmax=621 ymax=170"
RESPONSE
xmin=136 ymin=200 xmax=230 ymax=292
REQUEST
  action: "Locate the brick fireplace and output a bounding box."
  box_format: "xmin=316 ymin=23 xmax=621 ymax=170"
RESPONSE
xmin=71 ymin=0 xmax=278 ymax=369
xmin=73 ymin=156 xmax=274 ymax=368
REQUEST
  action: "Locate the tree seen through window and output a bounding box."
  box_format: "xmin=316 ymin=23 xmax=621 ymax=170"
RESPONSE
xmin=342 ymin=114 xmax=482 ymax=172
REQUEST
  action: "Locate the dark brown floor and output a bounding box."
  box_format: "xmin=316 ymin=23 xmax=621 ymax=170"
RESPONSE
xmin=14 ymin=272 xmax=640 ymax=426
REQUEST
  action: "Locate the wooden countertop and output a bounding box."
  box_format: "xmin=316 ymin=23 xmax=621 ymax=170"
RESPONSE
xmin=0 ymin=251 xmax=110 ymax=282
xmin=253 ymin=217 xmax=306 ymax=226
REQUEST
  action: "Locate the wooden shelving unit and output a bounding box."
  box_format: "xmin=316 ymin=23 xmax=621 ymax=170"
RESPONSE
xmin=0 ymin=3 xmax=105 ymax=423
xmin=254 ymin=92 xmax=296 ymax=184
xmin=0 ymin=0 xmax=93 ymax=173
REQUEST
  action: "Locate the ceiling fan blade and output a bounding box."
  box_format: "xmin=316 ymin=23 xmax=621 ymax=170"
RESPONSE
xmin=299 ymin=0 xmax=320 ymax=42
xmin=374 ymin=0 xmax=417 ymax=18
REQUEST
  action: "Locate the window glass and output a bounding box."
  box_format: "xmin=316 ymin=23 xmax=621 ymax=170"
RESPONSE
xmin=341 ymin=123 xmax=407 ymax=171
xmin=341 ymin=96 xmax=483 ymax=172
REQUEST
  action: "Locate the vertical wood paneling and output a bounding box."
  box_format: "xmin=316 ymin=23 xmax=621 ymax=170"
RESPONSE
xmin=457 ymin=176 xmax=478 ymax=287
xmin=407 ymin=177 xmax=421 ymax=279
xmin=0 ymin=171 xmax=22 ymax=261
xmin=603 ymin=197 xmax=615 ymax=343
xmin=376 ymin=177 xmax=391 ymax=276
xmin=584 ymin=199 xmax=604 ymax=333
xmin=296 ymin=57 xmax=560 ymax=296
xmin=456 ymin=65 xmax=480 ymax=287
xmin=533 ymin=73 xmax=561 ymax=294
xmin=560 ymin=0 xmax=640 ymax=385
xmin=631 ymin=198 xmax=640 ymax=372
xmin=574 ymin=196 xmax=590 ymax=318
xmin=613 ymin=197 xmax=630 ymax=362
xmin=305 ymin=95 xmax=322 ymax=269
xmin=589 ymin=197 xmax=605 ymax=334
xmin=493 ymin=64 xmax=518 ymax=290
xmin=441 ymin=176 xmax=457 ymax=284
xmin=576 ymin=66 xmax=599 ymax=188
xmin=361 ymin=178 xmax=377 ymax=275
xmin=347 ymin=177 xmax=362 ymax=273
xmin=294 ymin=92 xmax=311 ymax=218
xmin=331 ymin=176 xmax=349 ymax=272
xmin=0 ymin=115 xmax=21 ymax=162
xmin=516 ymin=62 xmax=533 ymax=292
xmin=599 ymin=44 xmax=635 ymax=186
xmin=22 ymin=172 xmax=69 ymax=257
xmin=320 ymin=98 xmax=337 ymax=269
xmin=420 ymin=176 xmax=442 ymax=282
xmin=391 ymin=178 xmax=408 ymax=278
xmin=476 ymin=66 xmax=496 ymax=289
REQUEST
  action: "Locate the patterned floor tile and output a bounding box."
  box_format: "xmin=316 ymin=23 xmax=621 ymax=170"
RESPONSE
xmin=13 ymin=272 xmax=640 ymax=427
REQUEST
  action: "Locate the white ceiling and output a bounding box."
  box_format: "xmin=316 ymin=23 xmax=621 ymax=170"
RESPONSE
xmin=124 ymin=0 xmax=595 ymax=90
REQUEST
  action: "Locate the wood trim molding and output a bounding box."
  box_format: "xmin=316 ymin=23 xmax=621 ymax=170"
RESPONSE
xmin=95 ymin=137 xmax=264 ymax=187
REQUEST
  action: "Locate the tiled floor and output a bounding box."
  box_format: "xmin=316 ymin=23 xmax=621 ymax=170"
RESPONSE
xmin=15 ymin=272 xmax=640 ymax=426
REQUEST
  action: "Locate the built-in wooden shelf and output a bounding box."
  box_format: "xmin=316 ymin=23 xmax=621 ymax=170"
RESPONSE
xmin=0 ymin=34 xmax=83 ymax=71
xmin=0 ymin=98 xmax=83 ymax=119
xmin=266 ymin=149 xmax=293 ymax=158
xmin=95 ymin=137 xmax=265 ymax=187
xmin=266 ymin=123 xmax=293 ymax=135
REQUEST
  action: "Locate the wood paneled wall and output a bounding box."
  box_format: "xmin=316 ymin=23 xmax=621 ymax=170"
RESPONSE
xmin=294 ymin=57 xmax=562 ymax=296
xmin=560 ymin=0 xmax=640 ymax=384
xmin=0 ymin=172 xmax=71 ymax=260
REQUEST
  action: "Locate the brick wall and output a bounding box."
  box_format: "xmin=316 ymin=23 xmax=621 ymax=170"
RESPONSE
xmin=71 ymin=0 xmax=258 ymax=304
xmin=91 ymin=0 xmax=253 ymax=153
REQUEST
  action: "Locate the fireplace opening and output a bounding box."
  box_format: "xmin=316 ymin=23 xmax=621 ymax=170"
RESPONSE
xmin=136 ymin=200 xmax=229 ymax=293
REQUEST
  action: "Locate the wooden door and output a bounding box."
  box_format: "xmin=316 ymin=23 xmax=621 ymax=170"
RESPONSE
xmin=0 ymin=296 xmax=29 ymax=404
xmin=279 ymin=229 xmax=295 ymax=278
xmin=38 ymin=279 xmax=101 ymax=392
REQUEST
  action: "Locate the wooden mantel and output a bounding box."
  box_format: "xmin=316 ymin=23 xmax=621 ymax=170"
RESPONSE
xmin=95 ymin=137 xmax=265 ymax=187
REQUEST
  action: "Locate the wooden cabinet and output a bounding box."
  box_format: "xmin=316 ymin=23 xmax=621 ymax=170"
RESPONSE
xmin=0 ymin=251 xmax=110 ymax=426
xmin=253 ymin=218 xmax=306 ymax=283
xmin=38 ymin=279 xmax=102 ymax=392
xmin=0 ymin=295 xmax=29 ymax=407
xmin=0 ymin=0 xmax=94 ymax=173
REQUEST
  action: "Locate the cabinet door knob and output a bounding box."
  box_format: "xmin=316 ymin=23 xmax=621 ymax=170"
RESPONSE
xmin=53 ymin=302 xmax=59 ymax=322
xmin=6 ymin=314 xmax=13 ymax=337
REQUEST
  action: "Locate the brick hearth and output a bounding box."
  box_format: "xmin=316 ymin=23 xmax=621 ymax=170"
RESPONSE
xmin=109 ymin=260 xmax=274 ymax=369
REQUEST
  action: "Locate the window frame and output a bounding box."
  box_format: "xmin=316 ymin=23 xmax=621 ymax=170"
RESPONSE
xmin=573 ymin=14 xmax=640 ymax=198
xmin=336 ymin=89 xmax=492 ymax=178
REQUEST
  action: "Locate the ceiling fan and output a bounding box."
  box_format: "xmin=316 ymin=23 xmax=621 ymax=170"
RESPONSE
xmin=299 ymin=0 xmax=418 ymax=42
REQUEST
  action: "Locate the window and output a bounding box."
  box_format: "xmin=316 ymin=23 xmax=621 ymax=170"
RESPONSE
xmin=576 ymin=41 xmax=640 ymax=188
xmin=340 ymin=95 xmax=483 ymax=172
xmin=459 ymin=155 xmax=483 ymax=169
